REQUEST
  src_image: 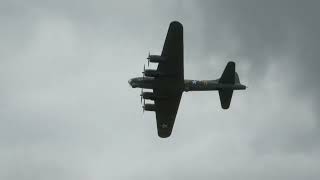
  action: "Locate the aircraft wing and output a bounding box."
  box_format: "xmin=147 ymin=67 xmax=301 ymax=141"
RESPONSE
xmin=158 ymin=21 xmax=184 ymax=81
xmin=153 ymin=94 xmax=182 ymax=137
xmin=153 ymin=21 xmax=184 ymax=138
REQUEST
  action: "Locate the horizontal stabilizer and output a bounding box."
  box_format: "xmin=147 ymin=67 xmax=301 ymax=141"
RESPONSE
xmin=218 ymin=61 xmax=237 ymax=109
xmin=219 ymin=89 xmax=233 ymax=109
xmin=219 ymin=61 xmax=235 ymax=84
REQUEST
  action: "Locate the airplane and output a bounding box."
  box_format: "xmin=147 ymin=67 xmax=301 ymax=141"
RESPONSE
xmin=128 ymin=21 xmax=246 ymax=138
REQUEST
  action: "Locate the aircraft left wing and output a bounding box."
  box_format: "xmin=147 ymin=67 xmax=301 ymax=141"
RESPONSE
xmin=158 ymin=21 xmax=184 ymax=81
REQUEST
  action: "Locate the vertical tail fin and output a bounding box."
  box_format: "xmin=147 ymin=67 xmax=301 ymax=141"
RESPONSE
xmin=235 ymin=72 xmax=240 ymax=84
xmin=218 ymin=61 xmax=236 ymax=109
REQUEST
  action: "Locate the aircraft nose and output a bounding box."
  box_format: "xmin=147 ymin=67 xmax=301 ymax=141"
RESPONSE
xmin=128 ymin=78 xmax=136 ymax=88
xmin=128 ymin=78 xmax=138 ymax=88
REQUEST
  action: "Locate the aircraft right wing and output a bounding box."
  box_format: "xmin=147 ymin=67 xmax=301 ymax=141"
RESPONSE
xmin=153 ymin=94 xmax=182 ymax=138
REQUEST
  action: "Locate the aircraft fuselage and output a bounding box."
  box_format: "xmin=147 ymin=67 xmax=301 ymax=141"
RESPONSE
xmin=184 ymin=79 xmax=246 ymax=91
xmin=128 ymin=77 xmax=246 ymax=91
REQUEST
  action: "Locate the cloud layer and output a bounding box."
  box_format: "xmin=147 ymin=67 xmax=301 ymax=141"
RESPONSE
xmin=0 ymin=1 xmax=319 ymax=180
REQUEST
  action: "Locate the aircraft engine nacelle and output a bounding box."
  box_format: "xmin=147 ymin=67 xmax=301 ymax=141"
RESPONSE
xmin=148 ymin=55 xmax=166 ymax=63
xmin=141 ymin=92 xmax=156 ymax=100
xmin=141 ymin=92 xmax=168 ymax=100
xmin=143 ymin=103 xmax=156 ymax=111
xmin=144 ymin=69 xmax=162 ymax=77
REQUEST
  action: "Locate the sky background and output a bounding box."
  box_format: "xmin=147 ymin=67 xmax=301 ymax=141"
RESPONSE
xmin=1 ymin=0 xmax=320 ymax=179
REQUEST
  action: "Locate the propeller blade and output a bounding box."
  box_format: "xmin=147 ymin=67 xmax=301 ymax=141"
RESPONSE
xmin=140 ymin=88 xmax=143 ymax=104
xmin=147 ymin=52 xmax=150 ymax=67
xmin=142 ymin=103 xmax=145 ymax=114
xmin=142 ymin=98 xmax=146 ymax=114
xmin=142 ymin=65 xmax=145 ymax=79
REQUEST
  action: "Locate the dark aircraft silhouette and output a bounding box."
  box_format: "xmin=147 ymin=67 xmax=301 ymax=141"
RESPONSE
xmin=129 ymin=21 xmax=246 ymax=138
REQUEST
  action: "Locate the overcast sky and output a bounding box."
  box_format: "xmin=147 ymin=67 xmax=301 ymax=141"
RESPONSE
xmin=1 ymin=0 xmax=320 ymax=180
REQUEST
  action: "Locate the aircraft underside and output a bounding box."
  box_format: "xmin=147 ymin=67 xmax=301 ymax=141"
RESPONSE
xmin=129 ymin=21 xmax=246 ymax=138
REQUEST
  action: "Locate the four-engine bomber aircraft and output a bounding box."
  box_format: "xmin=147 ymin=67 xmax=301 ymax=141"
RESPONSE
xmin=129 ymin=21 xmax=246 ymax=138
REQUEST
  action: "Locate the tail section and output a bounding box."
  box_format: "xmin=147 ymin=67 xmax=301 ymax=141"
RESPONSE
xmin=218 ymin=61 xmax=244 ymax=109
xmin=219 ymin=89 xmax=233 ymax=109
xmin=235 ymin=72 xmax=240 ymax=84
xmin=219 ymin=61 xmax=235 ymax=84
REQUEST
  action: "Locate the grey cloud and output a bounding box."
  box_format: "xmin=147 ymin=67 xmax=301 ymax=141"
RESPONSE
xmin=197 ymin=0 xmax=320 ymax=136
xmin=198 ymin=0 xmax=320 ymax=94
xmin=0 ymin=0 xmax=320 ymax=180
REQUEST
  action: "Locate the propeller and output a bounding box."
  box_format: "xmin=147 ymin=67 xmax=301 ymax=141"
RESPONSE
xmin=142 ymin=98 xmax=146 ymax=114
xmin=140 ymin=88 xmax=143 ymax=104
xmin=142 ymin=64 xmax=145 ymax=80
xmin=141 ymin=63 xmax=147 ymax=114
xmin=147 ymin=52 xmax=150 ymax=67
xmin=141 ymin=65 xmax=146 ymax=112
